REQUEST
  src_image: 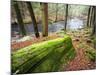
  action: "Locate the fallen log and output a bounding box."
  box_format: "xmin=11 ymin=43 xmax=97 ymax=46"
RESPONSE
xmin=11 ymin=36 xmax=76 ymax=74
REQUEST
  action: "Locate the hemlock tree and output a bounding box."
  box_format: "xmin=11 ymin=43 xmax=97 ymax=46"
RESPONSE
xmin=26 ymin=2 xmax=40 ymax=38
xmin=41 ymin=3 xmax=48 ymax=37
xmin=13 ymin=1 xmax=26 ymax=36
xmin=65 ymin=4 xmax=68 ymax=31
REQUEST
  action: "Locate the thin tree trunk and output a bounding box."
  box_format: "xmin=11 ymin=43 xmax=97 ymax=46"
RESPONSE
xmin=65 ymin=4 xmax=68 ymax=31
xmin=41 ymin=3 xmax=48 ymax=37
xmin=13 ymin=1 xmax=26 ymax=36
xmin=55 ymin=4 xmax=58 ymax=22
xmin=26 ymin=2 xmax=40 ymax=38
xmin=90 ymin=7 xmax=94 ymax=27
xmin=92 ymin=6 xmax=96 ymax=35
xmin=87 ymin=6 xmax=93 ymax=27
xmin=87 ymin=6 xmax=91 ymax=27
xmin=19 ymin=1 xmax=25 ymax=19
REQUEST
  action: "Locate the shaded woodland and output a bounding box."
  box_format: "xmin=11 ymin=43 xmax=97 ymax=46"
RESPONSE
xmin=11 ymin=1 xmax=96 ymax=74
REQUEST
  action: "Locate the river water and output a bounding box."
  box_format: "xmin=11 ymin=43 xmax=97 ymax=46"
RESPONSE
xmin=11 ymin=17 xmax=86 ymax=40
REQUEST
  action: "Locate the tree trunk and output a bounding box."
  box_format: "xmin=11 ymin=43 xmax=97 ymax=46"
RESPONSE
xmin=55 ymin=4 xmax=58 ymax=22
xmin=65 ymin=4 xmax=68 ymax=31
xmin=26 ymin=2 xmax=40 ymax=38
xmin=87 ymin=6 xmax=93 ymax=27
xmin=87 ymin=6 xmax=91 ymax=27
xmin=92 ymin=6 xmax=96 ymax=35
xmin=13 ymin=1 xmax=26 ymax=36
xmin=89 ymin=7 xmax=94 ymax=27
xmin=41 ymin=3 xmax=48 ymax=37
xmin=19 ymin=1 xmax=27 ymax=19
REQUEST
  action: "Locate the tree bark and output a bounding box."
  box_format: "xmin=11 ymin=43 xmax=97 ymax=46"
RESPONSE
xmin=19 ymin=1 xmax=27 ymax=19
xmin=13 ymin=1 xmax=26 ymax=36
xmin=65 ymin=4 xmax=68 ymax=31
xmin=26 ymin=2 xmax=40 ymax=38
xmin=55 ymin=4 xmax=58 ymax=22
xmin=40 ymin=3 xmax=48 ymax=37
xmin=89 ymin=7 xmax=94 ymax=27
xmin=87 ymin=6 xmax=91 ymax=27
xmin=92 ymin=6 xmax=96 ymax=35
xmin=87 ymin=6 xmax=93 ymax=27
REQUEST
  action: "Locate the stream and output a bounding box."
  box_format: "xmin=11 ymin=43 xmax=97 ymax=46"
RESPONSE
xmin=11 ymin=17 xmax=86 ymax=41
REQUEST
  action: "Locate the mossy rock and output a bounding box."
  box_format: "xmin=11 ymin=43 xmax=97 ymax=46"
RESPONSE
xmin=11 ymin=35 xmax=75 ymax=74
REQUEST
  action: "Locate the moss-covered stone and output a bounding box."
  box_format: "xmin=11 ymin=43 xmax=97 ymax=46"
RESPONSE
xmin=11 ymin=35 xmax=75 ymax=74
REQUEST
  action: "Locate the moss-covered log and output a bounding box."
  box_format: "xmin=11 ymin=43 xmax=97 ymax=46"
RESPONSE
xmin=11 ymin=36 xmax=76 ymax=74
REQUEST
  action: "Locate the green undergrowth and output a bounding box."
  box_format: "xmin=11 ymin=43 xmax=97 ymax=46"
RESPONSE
xmin=85 ymin=49 xmax=96 ymax=62
xmin=86 ymin=48 xmax=96 ymax=62
xmin=91 ymin=35 xmax=96 ymax=46
xmin=11 ymin=35 xmax=76 ymax=74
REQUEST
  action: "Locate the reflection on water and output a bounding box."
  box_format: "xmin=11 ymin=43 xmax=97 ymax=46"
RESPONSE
xmin=68 ymin=17 xmax=84 ymax=29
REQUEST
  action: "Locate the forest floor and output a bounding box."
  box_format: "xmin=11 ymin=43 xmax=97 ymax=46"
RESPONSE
xmin=63 ymin=29 xmax=96 ymax=71
xmin=11 ymin=28 xmax=96 ymax=71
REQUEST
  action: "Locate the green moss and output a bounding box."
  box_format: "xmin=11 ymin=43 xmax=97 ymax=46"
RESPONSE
xmin=85 ymin=50 xmax=96 ymax=61
xmin=92 ymin=37 xmax=96 ymax=46
xmin=12 ymin=35 xmax=76 ymax=74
